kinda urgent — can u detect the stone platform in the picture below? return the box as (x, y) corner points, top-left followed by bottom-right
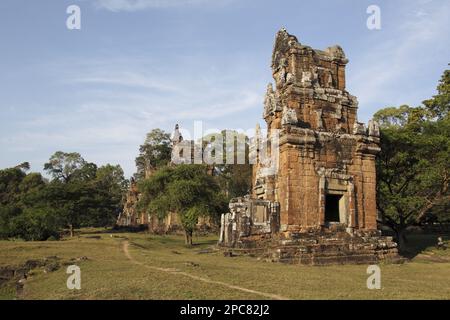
(220, 228), (400, 265)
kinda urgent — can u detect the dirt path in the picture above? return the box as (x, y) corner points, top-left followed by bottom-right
(122, 240), (289, 300)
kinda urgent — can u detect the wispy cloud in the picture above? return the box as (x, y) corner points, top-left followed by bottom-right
(347, 0), (450, 120)
(3, 0), (447, 177)
(2, 56), (263, 176)
(72, 72), (181, 93)
(68, 62), (262, 120)
(94, 0), (232, 11)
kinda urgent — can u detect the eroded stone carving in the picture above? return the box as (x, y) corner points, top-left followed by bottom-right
(263, 83), (281, 118)
(316, 109), (324, 129)
(301, 71), (312, 86)
(353, 122), (366, 135)
(286, 72), (295, 85)
(281, 106), (298, 125)
(368, 119), (380, 137)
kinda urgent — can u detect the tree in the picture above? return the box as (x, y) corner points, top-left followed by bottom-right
(15, 162), (30, 172)
(43, 152), (128, 236)
(375, 69), (450, 251)
(11, 206), (61, 241)
(44, 164), (128, 235)
(219, 164), (252, 199)
(43, 152), (89, 236)
(138, 165), (227, 246)
(0, 167), (27, 205)
(202, 130), (252, 199)
(84, 164), (128, 227)
(0, 167), (61, 241)
(422, 69), (449, 120)
(135, 129), (172, 180)
(0, 155), (128, 240)
(96, 164), (128, 192)
(44, 152), (87, 183)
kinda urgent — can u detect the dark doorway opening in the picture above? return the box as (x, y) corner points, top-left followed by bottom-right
(325, 194), (342, 222)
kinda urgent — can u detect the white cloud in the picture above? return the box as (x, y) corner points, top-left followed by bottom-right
(94, 0), (232, 11)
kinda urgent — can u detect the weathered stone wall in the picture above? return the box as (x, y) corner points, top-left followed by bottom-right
(274, 128), (380, 231)
(219, 197), (280, 248)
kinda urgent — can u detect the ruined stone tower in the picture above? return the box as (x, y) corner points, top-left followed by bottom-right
(117, 124), (213, 233)
(219, 29), (399, 264)
(258, 28), (381, 232)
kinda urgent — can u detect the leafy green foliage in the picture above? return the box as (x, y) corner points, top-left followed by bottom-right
(202, 130), (252, 199)
(375, 69), (450, 250)
(0, 153), (128, 240)
(0, 167), (60, 240)
(44, 151), (87, 183)
(135, 129), (172, 180)
(423, 69), (450, 120)
(219, 164), (252, 199)
(138, 164), (227, 245)
(43, 156), (128, 233)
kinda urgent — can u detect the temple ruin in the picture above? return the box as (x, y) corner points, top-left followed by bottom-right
(218, 29), (399, 265)
(116, 124), (212, 233)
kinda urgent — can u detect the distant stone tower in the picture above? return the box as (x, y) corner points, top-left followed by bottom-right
(117, 124), (185, 230)
(219, 29), (399, 264)
(171, 124), (183, 146)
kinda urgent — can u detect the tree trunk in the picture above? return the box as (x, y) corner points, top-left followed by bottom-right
(185, 230), (193, 247)
(396, 228), (408, 252)
(69, 224), (74, 238)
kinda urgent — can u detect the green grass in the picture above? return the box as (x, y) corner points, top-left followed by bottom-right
(0, 229), (449, 300)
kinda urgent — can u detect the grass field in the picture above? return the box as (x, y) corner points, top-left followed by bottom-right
(0, 229), (449, 300)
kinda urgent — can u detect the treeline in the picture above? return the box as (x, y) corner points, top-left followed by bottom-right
(0, 128), (252, 244)
(0, 152), (127, 240)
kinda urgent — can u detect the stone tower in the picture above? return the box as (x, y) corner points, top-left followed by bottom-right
(219, 29), (399, 264)
(257, 28), (380, 232)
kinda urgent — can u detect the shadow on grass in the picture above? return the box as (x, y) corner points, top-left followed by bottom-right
(130, 233), (218, 249)
(70, 226), (148, 236)
(400, 233), (449, 259)
(154, 238), (217, 248)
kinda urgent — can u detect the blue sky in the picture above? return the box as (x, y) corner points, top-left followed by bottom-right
(0, 0), (449, 177)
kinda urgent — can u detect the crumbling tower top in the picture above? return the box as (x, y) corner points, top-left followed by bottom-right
(264, 28), (359, 134)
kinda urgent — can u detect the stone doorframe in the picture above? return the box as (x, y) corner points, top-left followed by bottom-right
(318, 168), (356, 231)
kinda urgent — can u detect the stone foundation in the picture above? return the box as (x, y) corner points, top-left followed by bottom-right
(218, 197), (399, 265)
